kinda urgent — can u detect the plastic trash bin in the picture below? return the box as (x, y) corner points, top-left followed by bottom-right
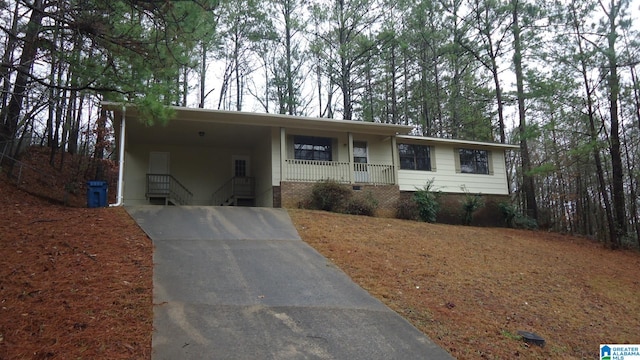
(87, 181), (108, 208)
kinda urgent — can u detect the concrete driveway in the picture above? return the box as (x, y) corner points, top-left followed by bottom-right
(127, 206), (454, 360)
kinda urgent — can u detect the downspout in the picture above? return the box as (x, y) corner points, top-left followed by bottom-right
(109, 105), (126, 207)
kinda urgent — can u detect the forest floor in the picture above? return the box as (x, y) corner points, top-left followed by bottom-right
(1, 147), (639, 359)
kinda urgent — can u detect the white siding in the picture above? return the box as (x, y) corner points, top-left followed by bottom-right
(352, 134), (394, 165)
(398, 144), (509, 195)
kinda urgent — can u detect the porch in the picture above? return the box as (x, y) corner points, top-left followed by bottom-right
(283, 160), (396, 185)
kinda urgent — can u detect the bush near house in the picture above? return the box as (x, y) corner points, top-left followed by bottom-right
(460, 186), (484, 226)
(309, 180), (378, 216)
(395, 199), (420, 221)
(499, 202), (538, 229)
(412, 181), (440, 223)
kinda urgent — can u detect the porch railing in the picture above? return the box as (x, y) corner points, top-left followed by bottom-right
(284, 159), (395, 185)
(146, 173), (193, 205)
(211, 176), (255, 206)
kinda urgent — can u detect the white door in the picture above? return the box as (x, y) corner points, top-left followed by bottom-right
(148, 152), (170, 194)
(232, 155), (250, 177)
(149, 151), (170, 174)
(353, 142), (369, 183)
(232, 155), (252, 196)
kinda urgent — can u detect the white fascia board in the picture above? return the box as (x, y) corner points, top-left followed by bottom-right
(101, 102), (413, 136)
(396, 135), (520, 150)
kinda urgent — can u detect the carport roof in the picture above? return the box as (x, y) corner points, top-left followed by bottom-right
(102, 102), (414, 136)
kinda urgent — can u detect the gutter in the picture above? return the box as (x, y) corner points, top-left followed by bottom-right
(109, 105), (126, 207)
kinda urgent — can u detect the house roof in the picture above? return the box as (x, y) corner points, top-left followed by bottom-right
(397, 135), (520, 150)
(102, 102), (414, 136)
(102, 103), (518, 149)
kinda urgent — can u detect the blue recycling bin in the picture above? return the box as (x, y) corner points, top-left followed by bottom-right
(87, 181), (108, 208)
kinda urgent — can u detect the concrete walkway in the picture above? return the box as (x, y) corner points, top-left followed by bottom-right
(127, 206), (454, 360)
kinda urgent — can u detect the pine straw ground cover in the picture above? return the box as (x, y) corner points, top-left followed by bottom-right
(2, 161), (639, 360)
(289, 209), (640, 360)
(0, 177), (152, 359)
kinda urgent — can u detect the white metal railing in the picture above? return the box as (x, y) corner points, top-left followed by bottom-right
(284, 159), (395, 185)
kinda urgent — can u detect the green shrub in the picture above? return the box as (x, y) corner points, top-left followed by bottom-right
(310, 180), (352, 212)
(413, 180), (440, 223)
(461, 186), (484, 225)
(498, 202), (538, 230)
(396, 199), (419, 220)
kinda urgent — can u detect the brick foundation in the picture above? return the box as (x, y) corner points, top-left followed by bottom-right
(399, 191), (510, 227)
(278, 182), (400, 218)
(278, 181), (509, 226)
(272, 186), (281, 208)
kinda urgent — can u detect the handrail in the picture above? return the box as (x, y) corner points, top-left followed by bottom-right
(146, 173), (193, 205)
(211, 176), (235, 205)
(211, 176), (255, 206)
(284, 159), (395, 185)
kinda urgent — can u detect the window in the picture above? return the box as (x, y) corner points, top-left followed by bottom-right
(398, 144), (432, 171)
(294, 136), (332, 161)
(234, 159), (247, 177)
(353, 141), (367, 164)
(458, 148), (490, 174)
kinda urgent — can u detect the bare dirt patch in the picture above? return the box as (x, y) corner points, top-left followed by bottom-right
(289, 209), (640, 360)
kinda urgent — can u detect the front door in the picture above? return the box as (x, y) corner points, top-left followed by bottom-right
(232, 155), (252, 197)
(148, 152), (170, 195)
(232, 155), (250, 178)
(149, 151), (170, 174)
(353, 141), (369, 183)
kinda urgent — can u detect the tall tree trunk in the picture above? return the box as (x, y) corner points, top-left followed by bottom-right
(571, 1), (617, 245)
(68, 94), (84, 155)
(284, 0), (295, 115)
(0, 0), (45, 144)
(94, 108), (107, 180)
(199, 42), (208, 109)
(0, 1), (21, 126)
(491, 56), (506, 144)
(604, 0), (626, 248)
(511, 0), (538, 220)
(621, 122), (640, 245)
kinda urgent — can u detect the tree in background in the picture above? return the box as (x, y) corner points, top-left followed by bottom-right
(510, 0), (539, 221)
(216, 0), (271, 111)
(0, 0), (218, 155)
(310, 0), (381, 120)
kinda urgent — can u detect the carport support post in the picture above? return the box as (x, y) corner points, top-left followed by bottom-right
(280, 127), (286, 182)
(348, 132), (354, 184)
(391, 136), (398, 185)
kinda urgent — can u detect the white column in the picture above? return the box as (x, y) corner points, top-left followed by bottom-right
(348, 132), (354, 184)
(391, 136), (398, 185)
(280, 127), (286, 182)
